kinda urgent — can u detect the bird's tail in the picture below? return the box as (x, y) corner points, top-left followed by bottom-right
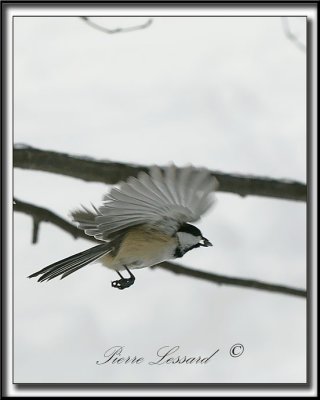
(28, 243), (111, 282)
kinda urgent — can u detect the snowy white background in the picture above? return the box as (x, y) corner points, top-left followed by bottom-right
(13, 16), (306, 383)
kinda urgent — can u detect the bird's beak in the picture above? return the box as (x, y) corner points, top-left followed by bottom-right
(200, 237), (213, 247)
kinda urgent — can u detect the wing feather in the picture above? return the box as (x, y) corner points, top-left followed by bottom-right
(72, 164), (218, 240)
(138, 171), (176, 205)
(126, 176), (167, 207)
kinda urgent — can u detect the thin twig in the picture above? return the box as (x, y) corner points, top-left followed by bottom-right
(13, 145), (307, 202)
(14, 197), (306, 298)
(32, 218), (40, 244)
(14, 198), (84, 241)
(80, 16), (153, 35)
(281, 17), (306, 52)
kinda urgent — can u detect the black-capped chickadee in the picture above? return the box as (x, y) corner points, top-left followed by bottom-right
(28, 165), (218, 290)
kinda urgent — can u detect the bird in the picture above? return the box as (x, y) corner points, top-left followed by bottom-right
(28, 165), (218, 290)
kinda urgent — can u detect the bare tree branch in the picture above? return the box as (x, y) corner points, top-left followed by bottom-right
(14, 198), (85, 243)
(151, 262), (306, 298)
(14, 197), (306, 298)
(80, 16), (153, 35)
(13, 145), (307, 202)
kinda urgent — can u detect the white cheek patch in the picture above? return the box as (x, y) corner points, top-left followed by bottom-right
(178, 232), (200, 249)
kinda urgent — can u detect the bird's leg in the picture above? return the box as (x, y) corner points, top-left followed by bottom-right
(111, 266), (135, 290)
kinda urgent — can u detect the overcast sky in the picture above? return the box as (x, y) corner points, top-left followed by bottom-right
(13, 16), (306, 384)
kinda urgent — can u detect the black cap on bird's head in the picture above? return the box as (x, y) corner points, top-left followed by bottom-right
(178, 223), (213, 247)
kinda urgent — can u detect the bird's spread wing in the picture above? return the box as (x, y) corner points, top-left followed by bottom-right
(71, 165), (218, 241)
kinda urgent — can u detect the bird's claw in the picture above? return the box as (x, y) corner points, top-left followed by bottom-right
(111, 276), (135, 290)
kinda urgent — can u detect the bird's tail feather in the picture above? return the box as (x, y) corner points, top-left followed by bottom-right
(28, 243), (110, 282)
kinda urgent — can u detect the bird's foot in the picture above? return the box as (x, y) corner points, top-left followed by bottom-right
(111, 267), (135, 290)
(111, 276), (135, 290)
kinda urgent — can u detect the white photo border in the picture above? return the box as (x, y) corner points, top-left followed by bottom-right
(2, 1), (317, 397)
